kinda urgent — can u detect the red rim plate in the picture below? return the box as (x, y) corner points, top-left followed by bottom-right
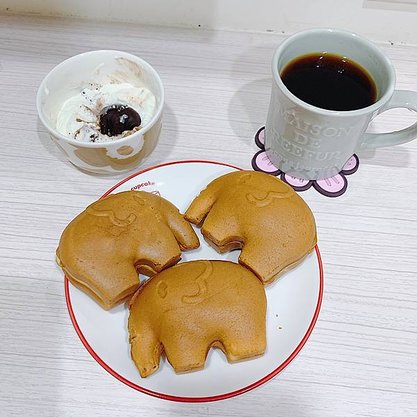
(64, 160), (324, 403)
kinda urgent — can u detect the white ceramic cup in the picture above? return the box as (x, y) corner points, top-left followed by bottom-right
(265, 28), (417, 180)
(37, 50), (164, 175)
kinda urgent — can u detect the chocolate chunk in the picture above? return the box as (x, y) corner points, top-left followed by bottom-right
(99, 105), (141, 137)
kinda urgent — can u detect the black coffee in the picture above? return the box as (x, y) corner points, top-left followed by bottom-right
(281, 53), (377, 111)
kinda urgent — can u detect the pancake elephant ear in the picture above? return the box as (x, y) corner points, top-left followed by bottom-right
(128, 260), (266, 377)
(185, 171), (317, 284)
(56, 191), (199, 310)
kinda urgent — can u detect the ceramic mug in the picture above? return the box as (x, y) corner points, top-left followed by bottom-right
(265, 28), (417, 180)
(37, 50), (164, 175)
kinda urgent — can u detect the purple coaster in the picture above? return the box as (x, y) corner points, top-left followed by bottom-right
(251, 127), (359, 198)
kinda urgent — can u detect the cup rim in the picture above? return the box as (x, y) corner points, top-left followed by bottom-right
(272, 28), (396, 117)
(36, 50), (165, 148)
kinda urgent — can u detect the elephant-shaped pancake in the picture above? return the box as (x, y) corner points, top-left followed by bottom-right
(57, 191), (199, 310)
(185, 171), (317, 284)
(128, 260), (266, 377)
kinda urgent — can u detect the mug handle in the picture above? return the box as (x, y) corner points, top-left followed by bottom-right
(360, 90), (417, 149)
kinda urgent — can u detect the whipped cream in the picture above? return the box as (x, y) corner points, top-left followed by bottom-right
(56, 82), (156, 142)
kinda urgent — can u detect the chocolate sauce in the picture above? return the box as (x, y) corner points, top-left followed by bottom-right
(99, 105), (141, 137)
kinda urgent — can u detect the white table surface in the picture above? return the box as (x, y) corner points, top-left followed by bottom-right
(1, 14), (417, 417)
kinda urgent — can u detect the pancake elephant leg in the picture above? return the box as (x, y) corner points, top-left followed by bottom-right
(220, 327), (266, 362)
(238, 241), (273, 283)
(161, 332), (208, 373)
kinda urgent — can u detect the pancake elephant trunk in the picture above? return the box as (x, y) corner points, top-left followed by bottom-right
(129, 317), (161, 378)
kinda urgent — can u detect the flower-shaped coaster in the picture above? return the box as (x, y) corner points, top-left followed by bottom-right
(251, 127), (359, 197)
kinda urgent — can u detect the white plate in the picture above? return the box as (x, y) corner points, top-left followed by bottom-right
(65, 160), (323, 402)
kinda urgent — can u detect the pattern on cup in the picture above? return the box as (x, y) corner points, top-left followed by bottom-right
(251, 127), (359, 198)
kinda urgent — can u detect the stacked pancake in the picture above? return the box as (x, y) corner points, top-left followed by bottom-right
(185, 171), (317, 284)
(56, 190), (199, 310)
(56, 171), (316, 376)
(128, 260), (267, 377)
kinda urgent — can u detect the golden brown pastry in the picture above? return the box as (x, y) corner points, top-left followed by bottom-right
(57, 191), (199, 310)
(185, 171), (316, 284)
(128, 260), (267, 377)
